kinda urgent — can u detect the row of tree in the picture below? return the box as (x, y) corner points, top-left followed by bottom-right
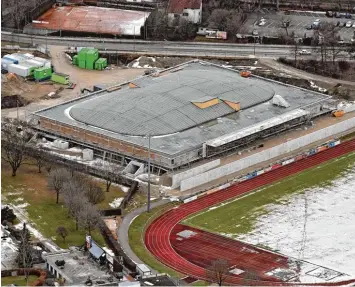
(48, 168), (103, 234)
(1, 118), (122, 197)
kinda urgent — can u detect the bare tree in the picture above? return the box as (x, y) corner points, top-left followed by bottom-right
(56, 226), (69, 243)
(78, 203), (102, 235)
(1, 118), (33, 176)
(84, 180), (105, 205)
(100, 161), (121, 192)
(206, 259), (229, 286)
(48, 168), (72, 204)
(208, 9), (230, 30)
(226, 10), (245, 40)
(280, 17), (291, 36)
(16, 223), (33, 285)
(63, 179), (86, 230)
(32, 146), (47, 173)
(243, 269), (260, 286)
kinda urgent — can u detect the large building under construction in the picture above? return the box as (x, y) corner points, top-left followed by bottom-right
(33, 60), (332, 175)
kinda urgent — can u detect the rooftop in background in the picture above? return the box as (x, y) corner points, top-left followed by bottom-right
(168, 0), (202, 13)
(35, 60), (329, 157)
(31, 6), (150, 36)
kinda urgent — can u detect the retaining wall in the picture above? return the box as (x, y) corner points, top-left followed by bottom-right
(170, 159), (220, 188)
(180, 117), (355, 191)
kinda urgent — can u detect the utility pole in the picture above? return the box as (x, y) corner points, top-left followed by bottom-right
(253, 36), (256, 55)
(147, 134), (151, 212)
(134, 26), (136, 52)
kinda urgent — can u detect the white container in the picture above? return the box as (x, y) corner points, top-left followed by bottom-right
(24, 59), (43, 68)
(10, 53), (31, 63)
(32, 57), (51, 68)
(7, 64), (31, 77)
(23, 53), (34, 59)
(83, 149), (94, 161)
(1, 58), (13, 70)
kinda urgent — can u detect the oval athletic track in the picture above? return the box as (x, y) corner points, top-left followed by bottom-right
(144, 139), (355, 286)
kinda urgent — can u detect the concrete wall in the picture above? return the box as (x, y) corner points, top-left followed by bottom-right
(170, 159), (221, 188)
(180, 117), (355, 191)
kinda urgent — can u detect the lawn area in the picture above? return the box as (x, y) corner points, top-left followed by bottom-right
(1, 160), (125, 248)
(128, 202), (182, 277)
(1, 275), (38, 286)
(184, 152), (355, 237)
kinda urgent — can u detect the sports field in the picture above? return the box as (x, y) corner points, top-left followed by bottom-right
(184, 152), (355, 237)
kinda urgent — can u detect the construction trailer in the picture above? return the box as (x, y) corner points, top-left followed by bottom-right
(34, 67), (52, 81)
(51, 72), (69, 85)
(7, 64), (32, 77)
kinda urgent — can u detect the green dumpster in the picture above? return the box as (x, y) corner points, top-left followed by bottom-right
(51, 72), (69, 85)
(72, 55), (78, 66)
(34, 67), (52, 81)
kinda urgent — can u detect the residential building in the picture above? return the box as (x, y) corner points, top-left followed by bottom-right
(167, 0), (202, 24)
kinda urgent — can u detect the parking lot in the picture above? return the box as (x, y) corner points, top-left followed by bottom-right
(245, 10), (355, 41)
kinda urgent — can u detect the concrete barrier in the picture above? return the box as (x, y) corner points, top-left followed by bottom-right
(180, 117), (355, 191)
(171, 159), (220, 188)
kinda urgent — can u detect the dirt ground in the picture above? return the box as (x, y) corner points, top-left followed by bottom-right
(1, 46), (144, 119)
(1, 75), (59, 105)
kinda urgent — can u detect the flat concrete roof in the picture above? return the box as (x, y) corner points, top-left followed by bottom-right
(35, 61), (330, 157)
(70, 63), (275, 136)
(32, 6), (149, 36)
(45, 250), (115, 285)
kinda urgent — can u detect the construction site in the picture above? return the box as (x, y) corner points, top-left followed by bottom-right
(31, 59), (355, 191)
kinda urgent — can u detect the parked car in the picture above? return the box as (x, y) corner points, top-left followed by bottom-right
(352, 22), (355, 27)
(345, 13), (352, 19)
(259, 20), (266, 26)
(298, 49), (311, 55)
(346, 21), (352, 27)
(326, 11), (334, 17)
(252, 30), (258, 36)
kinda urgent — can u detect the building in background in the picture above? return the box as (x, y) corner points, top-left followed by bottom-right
(168, 0), (202, 24)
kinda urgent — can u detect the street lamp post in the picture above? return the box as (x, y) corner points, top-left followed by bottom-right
(147, 134), (151, 213)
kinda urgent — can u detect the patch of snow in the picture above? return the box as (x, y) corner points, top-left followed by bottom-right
(109, 198), (124, 208)
(6, 192), (23, 196)
(238, 166), (355, 278)
(14, 197), (24, 202)
(230, 268), (245, 275)
(16, 203), (29, 208)
(309, 80), (327, 93)
(118, 184), (130, 193)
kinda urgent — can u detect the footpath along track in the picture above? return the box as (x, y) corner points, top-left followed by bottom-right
(144, 139), (355, 286)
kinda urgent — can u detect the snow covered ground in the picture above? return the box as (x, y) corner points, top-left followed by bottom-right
(238, 165), (355, 280)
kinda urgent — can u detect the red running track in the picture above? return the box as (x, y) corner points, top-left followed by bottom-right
(145, 139), (355, 286)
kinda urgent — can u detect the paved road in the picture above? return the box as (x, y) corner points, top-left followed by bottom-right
(2, 32), (303, 58)
(117, 199), (169, 272)
(260, 58), (355, 86)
